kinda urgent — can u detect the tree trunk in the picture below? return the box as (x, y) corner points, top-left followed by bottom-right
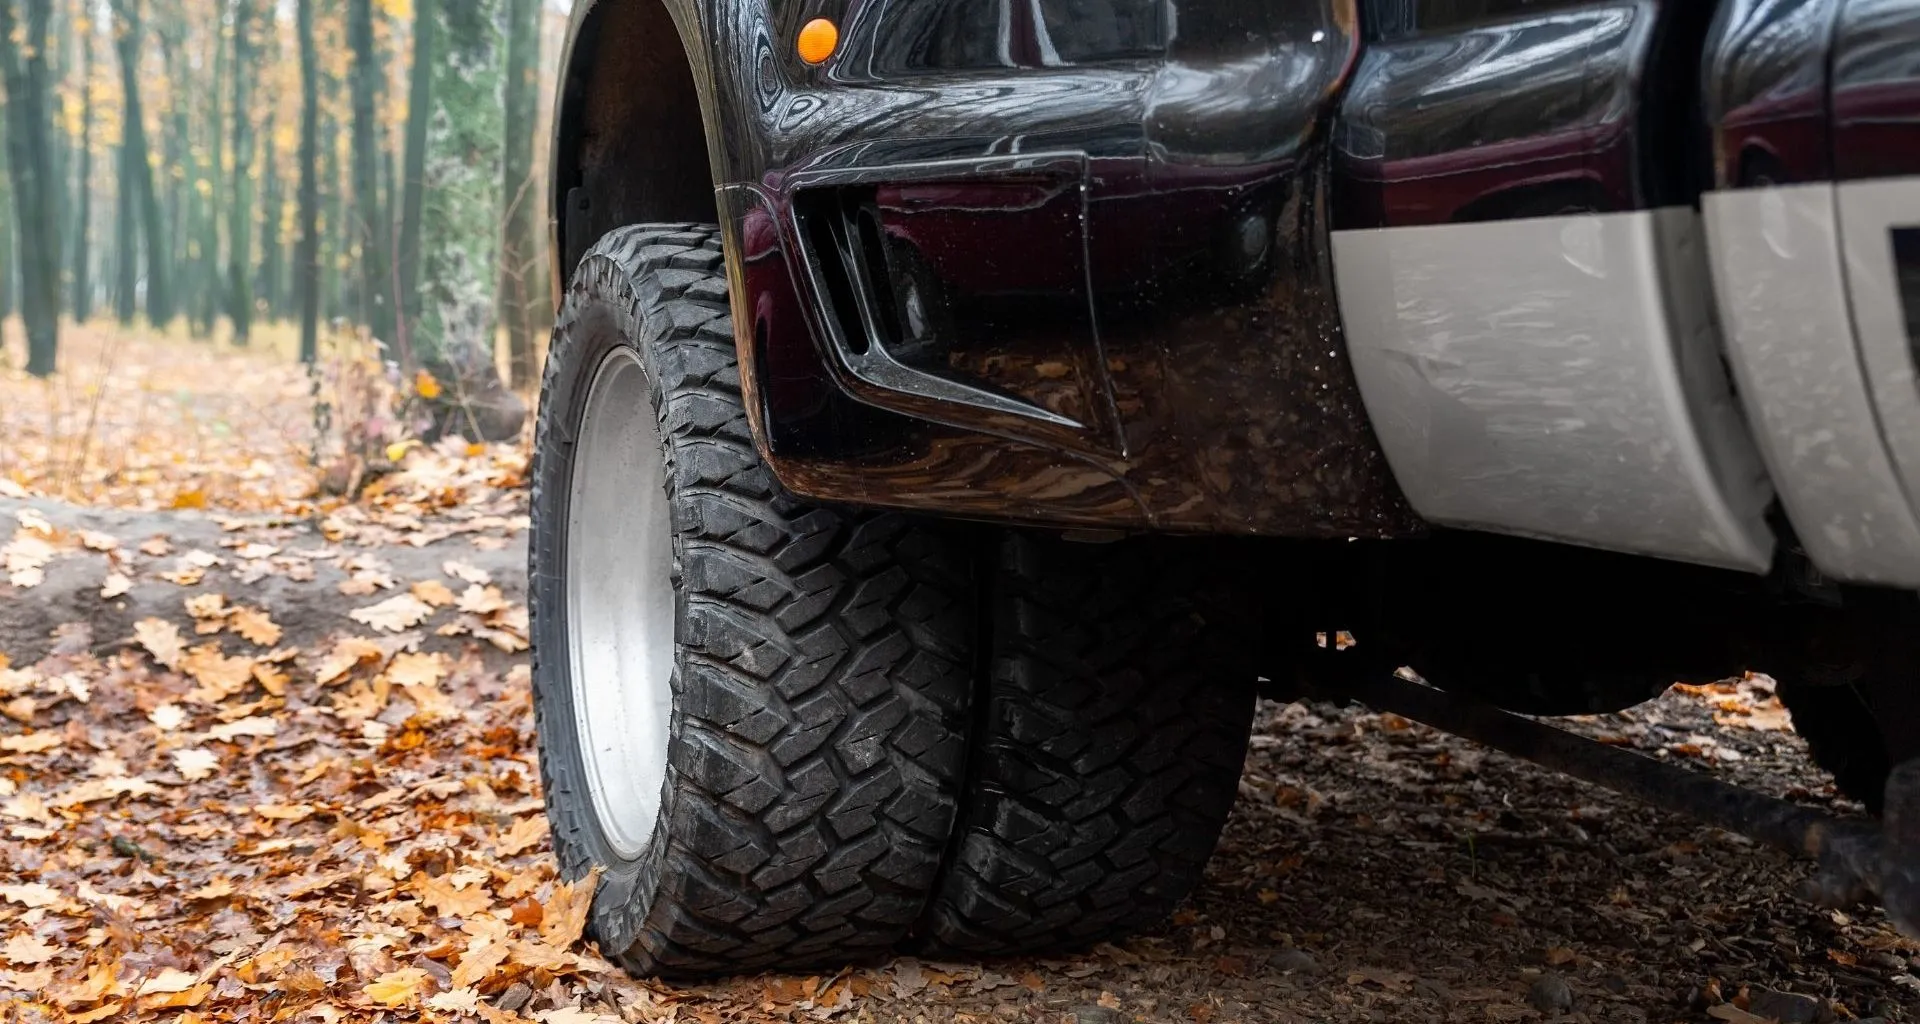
(321, 67), (344, 323)
(0, 112), (14, 326)
(71, 12), (91, 323)
(297, 0), (319, 363)
(114, 142), (133, 324)
(227, 0), (254, 345)
(200, 2), (227, 335)
(347, 0), (393, 350)
(258, 110), (280, 320)
(0, 0), (64, 376)
(395, 3), (429, 355)
(499, 0), (540, 388)
(418, 0), (523, 441)
(113, 0), (171, 327)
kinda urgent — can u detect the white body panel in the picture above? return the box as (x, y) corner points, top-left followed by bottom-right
(1333, 208), (1776, 572)
(1705, 183), (1920, 586)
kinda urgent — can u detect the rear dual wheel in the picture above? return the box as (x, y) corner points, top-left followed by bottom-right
(531, 224), (1256, 976)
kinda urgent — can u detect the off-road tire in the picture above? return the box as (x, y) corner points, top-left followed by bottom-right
(1774, 596), (1920, 816)
(531, 224), (976, 976)
(920, 533), (1257, 956)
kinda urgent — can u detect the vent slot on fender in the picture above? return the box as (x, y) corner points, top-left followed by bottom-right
(791, 175), (1118, 448)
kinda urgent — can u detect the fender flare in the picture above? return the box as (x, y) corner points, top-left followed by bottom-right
(548, 0), (726, 302)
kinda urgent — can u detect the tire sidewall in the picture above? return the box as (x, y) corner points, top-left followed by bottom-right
(531, 254), (679, 955)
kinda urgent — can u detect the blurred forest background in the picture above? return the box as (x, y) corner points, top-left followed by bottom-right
(0, 0), (568, 437)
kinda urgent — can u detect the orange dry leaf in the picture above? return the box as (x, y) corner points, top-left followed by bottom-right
(410, 579), (457, 607)
(416, 873), (493, 919)
(228, 607), (283, 647)
(182, 646), (258, 703)
(314, 636), (387, 685)
(450, 940), (510, 989)
(67, 1001), (125, 1023)
(539, 868), (601, 949)
(495, 816), (549, 858)
(386, 651), (448, 689)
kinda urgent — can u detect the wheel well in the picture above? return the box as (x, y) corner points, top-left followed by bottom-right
(552, 0), (719, 290)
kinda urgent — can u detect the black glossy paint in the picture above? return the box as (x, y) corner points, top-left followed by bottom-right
(1701, 0), (1920, 188)
(585, 0), (1422, 537)
(549, 0), (1920, 536)
(1702, 0), (1841, 188)
(1335, 0), (1716, 229)
(1831, 0), (1920, 181)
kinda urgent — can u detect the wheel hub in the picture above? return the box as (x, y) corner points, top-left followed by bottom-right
(565, 346), (676, 859)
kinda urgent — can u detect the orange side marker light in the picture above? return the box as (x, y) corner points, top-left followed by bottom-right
(798, 17), (838, 65)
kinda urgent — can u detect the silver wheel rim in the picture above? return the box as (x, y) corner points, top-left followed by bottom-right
(566, 346), (676, 860)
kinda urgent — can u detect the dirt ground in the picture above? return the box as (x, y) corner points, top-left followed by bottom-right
(0, 329), (1915, 1023)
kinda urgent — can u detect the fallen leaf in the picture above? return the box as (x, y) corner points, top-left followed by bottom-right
(443, 560), (492, 585)
(363, 967), (431, 1007)
(350, 593), (435, 633)
(0, 732), (60, 754)
(427, 987), (484, 1014)
(411, 579), (456, 607)
(209, 716), (277, 742)
(229, 607), (283, 646)
(417, 872), (493, 919)
(135, 967), (199, 996)
(173, 748), (220, 780)
(539, 869), (600, 949)
(1, 933), (58, 965)
(314, 636), (386, 685)
(385, 651), (447, 689)
(99, 572), (132, 600)
(0, 883), (60, 908)
(450, 940), (510, 989)
(134, 618), (186, 671)
(495, 816), (549, 857)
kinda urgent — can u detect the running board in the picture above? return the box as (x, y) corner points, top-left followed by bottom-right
(1283, 669), (1918, 939)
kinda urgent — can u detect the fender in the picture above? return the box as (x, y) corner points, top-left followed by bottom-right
(550, 0), (1423, 538)
(549, 0), (720, 300)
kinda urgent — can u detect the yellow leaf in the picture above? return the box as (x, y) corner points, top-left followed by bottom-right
(414, 369), (442, 400)
(363, 967), (430, 1007)
(170, 490), (207, 510)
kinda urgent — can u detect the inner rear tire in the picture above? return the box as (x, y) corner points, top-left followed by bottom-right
(920, 533), (1257, 956)
(531, 224), (977, 977)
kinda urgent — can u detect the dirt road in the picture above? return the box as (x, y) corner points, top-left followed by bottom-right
(2, 486), (1914, 1023)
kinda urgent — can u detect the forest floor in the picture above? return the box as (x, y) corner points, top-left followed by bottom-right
(0, 325), (1915, 1024)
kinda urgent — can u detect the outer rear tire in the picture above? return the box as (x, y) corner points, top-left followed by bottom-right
(531, 225), (977, 976)
(920, 533), (1257, 956)
(1774, 595), (1920, 816)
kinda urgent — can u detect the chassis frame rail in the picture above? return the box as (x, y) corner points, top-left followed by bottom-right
(1297, 671), (1918, 938)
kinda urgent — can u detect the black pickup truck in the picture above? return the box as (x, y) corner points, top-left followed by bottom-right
(528, 0), (1920, 977)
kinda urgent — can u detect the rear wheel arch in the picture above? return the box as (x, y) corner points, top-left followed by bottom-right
(551, 0), (723, 295)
